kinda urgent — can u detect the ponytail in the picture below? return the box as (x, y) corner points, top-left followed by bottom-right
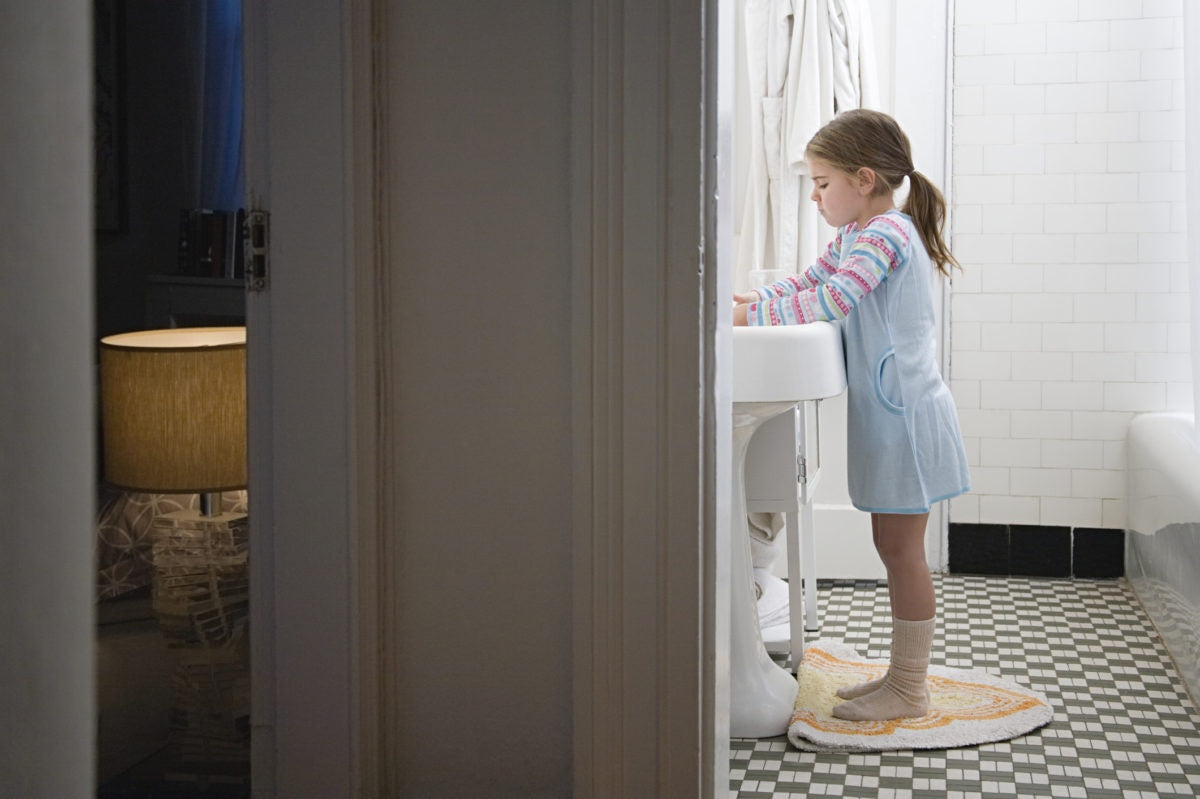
(903, 170), (960, 277)
(806, 109), (962, 277)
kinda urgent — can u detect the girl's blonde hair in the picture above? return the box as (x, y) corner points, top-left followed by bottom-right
(805, 109), (960, 276)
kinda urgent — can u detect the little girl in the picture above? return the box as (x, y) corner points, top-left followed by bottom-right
(733, 109), (970, 722)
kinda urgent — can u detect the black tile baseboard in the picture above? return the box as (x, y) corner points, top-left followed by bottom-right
(949, 523), (1124, 579)
(1071, 527), (1126, 578)
(1011, 524), (1072, 578)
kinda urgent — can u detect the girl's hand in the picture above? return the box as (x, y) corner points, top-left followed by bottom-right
(732, 291), (757, 326)
(732, 302), (749, 326)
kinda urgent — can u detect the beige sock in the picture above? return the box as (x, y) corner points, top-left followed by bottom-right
(836, 673), (887, 700)
(836, 582), (897, 700)
(833, 616), (934, 722)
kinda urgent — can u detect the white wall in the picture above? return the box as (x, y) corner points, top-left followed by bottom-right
(1188, 0), (1200, 431)
(949, 0), (1192, 530)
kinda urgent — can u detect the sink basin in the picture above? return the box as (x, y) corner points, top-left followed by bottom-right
(732, 323), (847, 402)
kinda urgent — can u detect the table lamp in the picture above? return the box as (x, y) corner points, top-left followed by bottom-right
(99, 326), (246, 513)
(98, 326), (250, 770)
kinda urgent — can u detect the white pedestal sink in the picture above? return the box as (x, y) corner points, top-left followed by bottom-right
(729, 322), (847, 738)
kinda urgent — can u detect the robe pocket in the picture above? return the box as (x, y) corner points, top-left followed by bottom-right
(873, 348), (905, 415)
(760, 96), (783, 179)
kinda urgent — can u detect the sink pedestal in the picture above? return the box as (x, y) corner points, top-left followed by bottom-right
(730, 400), (801, 738)
(729, 322), (848, 738)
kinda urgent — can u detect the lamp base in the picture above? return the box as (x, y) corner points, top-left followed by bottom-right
(150, 510), (250, 768)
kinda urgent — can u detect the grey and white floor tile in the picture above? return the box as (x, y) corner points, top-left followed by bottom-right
(730, 575), (1200, 798)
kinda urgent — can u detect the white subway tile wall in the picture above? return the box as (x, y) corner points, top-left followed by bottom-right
(949, 0), (1191, 529)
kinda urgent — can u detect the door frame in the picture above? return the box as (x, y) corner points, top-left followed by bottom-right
(570, 0), (729, 794)
(243, 1), (372, 794)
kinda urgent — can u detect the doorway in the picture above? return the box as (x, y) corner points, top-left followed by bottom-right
(94, 1), (249, 791)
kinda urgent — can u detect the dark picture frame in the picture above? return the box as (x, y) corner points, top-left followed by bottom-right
(94, 0), (126, 233)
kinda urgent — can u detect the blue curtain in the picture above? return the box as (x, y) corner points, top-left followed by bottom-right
(196, 0), (243, 211)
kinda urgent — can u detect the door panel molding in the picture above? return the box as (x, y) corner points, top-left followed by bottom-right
(571, 0), (722, 795)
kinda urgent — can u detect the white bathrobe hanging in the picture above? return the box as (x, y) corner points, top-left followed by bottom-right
(735, 0), (879, 293)
(825, 0), (880, 117)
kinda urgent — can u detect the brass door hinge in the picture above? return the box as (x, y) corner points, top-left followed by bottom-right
(244, 210), (269, 292)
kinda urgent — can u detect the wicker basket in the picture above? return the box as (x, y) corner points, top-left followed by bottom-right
(150, 512), (251, 766)
(151, 515), (249, 647)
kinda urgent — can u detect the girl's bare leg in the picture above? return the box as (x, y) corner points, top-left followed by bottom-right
(833, 512), (934, 721)
(836, 518), (894, 699)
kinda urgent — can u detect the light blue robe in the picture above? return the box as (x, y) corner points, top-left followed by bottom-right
(839, 212), (971, 513)
(749, 210), (971, 513)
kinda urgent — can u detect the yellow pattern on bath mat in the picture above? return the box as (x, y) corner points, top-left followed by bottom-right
(791, 643), (1050, 740)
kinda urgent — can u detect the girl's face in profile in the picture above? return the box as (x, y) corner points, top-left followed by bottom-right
(807, 157), (868, 228)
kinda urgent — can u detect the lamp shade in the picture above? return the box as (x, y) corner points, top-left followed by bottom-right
(100, 327), (246, 493)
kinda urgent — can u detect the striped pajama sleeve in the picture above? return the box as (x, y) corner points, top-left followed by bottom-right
(747, 216), (906, 326)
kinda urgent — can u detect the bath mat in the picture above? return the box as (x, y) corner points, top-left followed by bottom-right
(788, 641), (1053, 752)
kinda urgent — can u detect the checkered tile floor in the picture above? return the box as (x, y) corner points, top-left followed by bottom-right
(730, 576), (1200, 798)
